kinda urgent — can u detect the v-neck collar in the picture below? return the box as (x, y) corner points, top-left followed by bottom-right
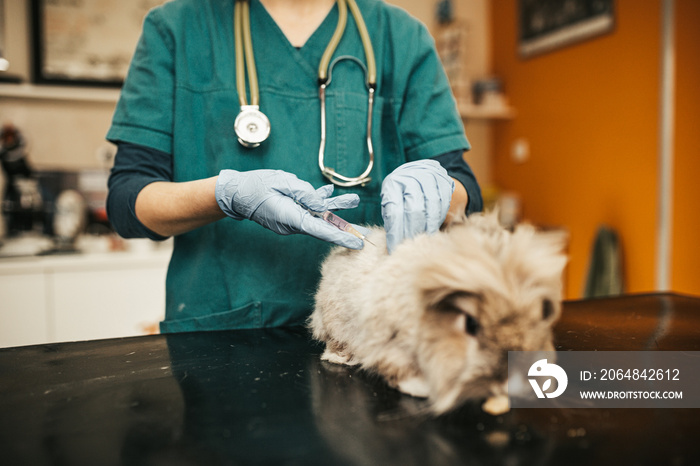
(251, 0), (340, 81)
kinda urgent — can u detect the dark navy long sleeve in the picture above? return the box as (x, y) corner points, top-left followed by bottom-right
(106, 142), (171, 241)
(432, 150), (483, 215)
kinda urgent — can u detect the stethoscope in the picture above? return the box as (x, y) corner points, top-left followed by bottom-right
(233, 0), (377, 187)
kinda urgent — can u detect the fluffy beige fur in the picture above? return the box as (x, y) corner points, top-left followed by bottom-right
(310, 211), (567, 415)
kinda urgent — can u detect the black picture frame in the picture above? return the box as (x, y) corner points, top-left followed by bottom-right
(30, 0), (159, 87)
(518, 0), (615, 58)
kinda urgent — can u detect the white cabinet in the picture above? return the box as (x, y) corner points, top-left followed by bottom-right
(0, 249), (170, 348)
(50, 256), (168, 343)
(0, 268), (49, 347)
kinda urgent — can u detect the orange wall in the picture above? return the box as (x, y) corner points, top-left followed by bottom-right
(490, 0), (700, 299)
(491, 1), (667, 299)
(672, 0), (700, 295)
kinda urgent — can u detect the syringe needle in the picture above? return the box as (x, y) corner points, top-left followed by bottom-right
(351, 227), (376, 246)
(321, 211), (375, 247)
(306, 207), (376, 247)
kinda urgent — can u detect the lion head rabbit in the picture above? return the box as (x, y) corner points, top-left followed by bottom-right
(310, 211), (568, 415)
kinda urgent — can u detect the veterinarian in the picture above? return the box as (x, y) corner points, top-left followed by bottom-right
(106, 0), (483, 332)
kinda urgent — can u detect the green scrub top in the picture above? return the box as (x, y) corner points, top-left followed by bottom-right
(107, 0), (470, 332)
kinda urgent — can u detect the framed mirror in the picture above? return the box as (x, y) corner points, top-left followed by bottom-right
(518, 0), (615, 58)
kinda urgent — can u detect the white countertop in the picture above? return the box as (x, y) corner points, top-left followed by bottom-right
(0, 237), (173, 275)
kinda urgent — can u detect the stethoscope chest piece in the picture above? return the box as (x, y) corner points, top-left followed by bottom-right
(234, 105), (270, 148)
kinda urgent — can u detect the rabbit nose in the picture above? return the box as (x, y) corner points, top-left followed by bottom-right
(488, 380), (509, 397)
(494, 353), (510, 382)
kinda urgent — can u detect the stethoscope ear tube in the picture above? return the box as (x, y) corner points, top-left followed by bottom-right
(318, 0), (376, 87)
(318, 0), (347, 84)
(346, 0), (376, 86)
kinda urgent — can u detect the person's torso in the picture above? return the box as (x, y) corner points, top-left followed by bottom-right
(135, 0), (464, 331)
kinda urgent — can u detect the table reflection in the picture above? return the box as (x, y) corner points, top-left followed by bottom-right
(1, 294), (698, 465)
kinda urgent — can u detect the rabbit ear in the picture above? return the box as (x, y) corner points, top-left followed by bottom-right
(502, 224), (568, 288)
(531, 229), (569, 278)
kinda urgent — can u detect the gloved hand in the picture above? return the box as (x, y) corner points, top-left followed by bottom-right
(381, 159), (454, 253)
(216, 169), (364, 249)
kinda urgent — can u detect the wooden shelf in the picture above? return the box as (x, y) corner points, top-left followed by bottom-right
(458, 101), (516, 120)
(0, 83), (120, 103)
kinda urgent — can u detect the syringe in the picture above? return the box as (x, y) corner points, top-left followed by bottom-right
(308, 209), (375, 246)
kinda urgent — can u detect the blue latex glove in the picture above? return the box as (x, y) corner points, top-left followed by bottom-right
(216, 169), (364, 249)
(381, 159), (455, 253)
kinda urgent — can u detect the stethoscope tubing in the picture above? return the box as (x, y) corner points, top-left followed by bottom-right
(234, 0), (259, 106)
(234, 0), (377, 187)
(318, 56), (375, 186)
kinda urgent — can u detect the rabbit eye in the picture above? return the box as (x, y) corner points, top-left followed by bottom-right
(465, 315), (480, 336)
(542, 299), (555, 320)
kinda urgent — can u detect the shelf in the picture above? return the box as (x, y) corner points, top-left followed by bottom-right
(0, 83), (120, 103)
(0, 84), (513, 117)
(458, 101), (516, 120)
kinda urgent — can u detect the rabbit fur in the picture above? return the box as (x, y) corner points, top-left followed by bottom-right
(309, 211), (568, 415)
